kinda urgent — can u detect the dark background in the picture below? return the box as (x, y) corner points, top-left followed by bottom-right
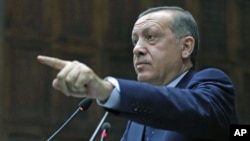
(0, 0), (249, 140)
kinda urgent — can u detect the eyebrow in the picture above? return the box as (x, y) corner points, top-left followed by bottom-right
(132, 24), (162, 37)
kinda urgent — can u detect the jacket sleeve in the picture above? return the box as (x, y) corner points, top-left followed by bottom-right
(106, 68), (238, 140)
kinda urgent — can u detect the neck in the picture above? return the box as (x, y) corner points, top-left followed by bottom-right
(160, 63), (193, 86)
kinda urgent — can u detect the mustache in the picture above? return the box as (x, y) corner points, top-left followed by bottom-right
(134, 56), (150, 65)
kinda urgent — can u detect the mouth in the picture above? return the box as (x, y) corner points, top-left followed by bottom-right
(137, 62), (147, 65)
(135, 62), (150, 68)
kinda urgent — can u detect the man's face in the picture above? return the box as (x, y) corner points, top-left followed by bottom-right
(132, 11), (184, 85)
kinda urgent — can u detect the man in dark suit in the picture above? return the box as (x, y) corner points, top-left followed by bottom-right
(38, 6), (238, 141)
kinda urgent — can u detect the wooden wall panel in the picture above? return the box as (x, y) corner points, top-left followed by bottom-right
(0, 0), (5, 138)
(5, 0), (50, 39)
(200, 0), (227, 54)
(2, 0), (127, 140)
(3, 42), (51, 141)
(56, 0), (93, 41)
(234, 0), (250, 123)
(5, 45), (50, 122)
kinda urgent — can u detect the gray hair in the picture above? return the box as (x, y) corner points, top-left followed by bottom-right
(138, 6), (199, 67)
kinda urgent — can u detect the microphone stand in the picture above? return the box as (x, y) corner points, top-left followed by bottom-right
(47, 98), (92, 141)
(89, 111), (109, 141)
(47, 108), (80, 141)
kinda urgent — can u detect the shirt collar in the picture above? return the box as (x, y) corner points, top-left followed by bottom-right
(167, 70), (189, 87)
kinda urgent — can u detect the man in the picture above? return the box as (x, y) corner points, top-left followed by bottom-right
(37, 6), (238, 141)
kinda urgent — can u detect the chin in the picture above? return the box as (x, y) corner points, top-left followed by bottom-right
(137, 74), (153, 82)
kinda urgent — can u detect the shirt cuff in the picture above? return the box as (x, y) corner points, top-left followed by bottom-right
(96, 77), (121, 109)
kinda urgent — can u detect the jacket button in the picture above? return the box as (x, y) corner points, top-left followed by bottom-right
(133, 107), (139, 112)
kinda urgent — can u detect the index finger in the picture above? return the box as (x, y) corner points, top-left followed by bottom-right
(37, 55), (68, 70)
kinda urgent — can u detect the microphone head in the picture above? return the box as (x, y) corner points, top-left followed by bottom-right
(78, 98), (92, 110)
(101, 122), (111, 131)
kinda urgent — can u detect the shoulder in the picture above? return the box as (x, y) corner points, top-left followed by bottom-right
(191, 68), (233, 84)
(195, 68), (229, 77)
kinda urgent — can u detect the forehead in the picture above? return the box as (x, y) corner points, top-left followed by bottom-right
(133, 11), (173, 30)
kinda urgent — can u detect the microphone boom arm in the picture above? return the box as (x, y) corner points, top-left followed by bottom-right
(47, 98), (92, 141)
(89, 111), (109, 141)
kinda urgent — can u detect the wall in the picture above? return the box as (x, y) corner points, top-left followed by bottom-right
(0, 0), (4, 138)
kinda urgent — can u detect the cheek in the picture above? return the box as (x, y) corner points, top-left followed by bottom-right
(133, 56), (140, 75)
(133, 55), (137, 69)
(152, 48), (180, 71)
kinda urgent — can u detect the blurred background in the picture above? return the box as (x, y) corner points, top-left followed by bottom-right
(0, 0), (249, 140)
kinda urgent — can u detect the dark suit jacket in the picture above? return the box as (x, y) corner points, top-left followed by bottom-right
(107, 68), (238, 141)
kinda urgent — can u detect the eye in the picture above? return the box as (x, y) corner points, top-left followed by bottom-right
(147, 34), (156, 41)
(132, 39), (138, 46)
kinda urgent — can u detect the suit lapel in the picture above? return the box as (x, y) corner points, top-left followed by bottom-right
(176, 69), (196, 88)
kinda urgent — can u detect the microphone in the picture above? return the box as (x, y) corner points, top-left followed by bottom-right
(89, 111), (109, 141)
(100, 122), (111, 141)
(47, 98), (93, 141)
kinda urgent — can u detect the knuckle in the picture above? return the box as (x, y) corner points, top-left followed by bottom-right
(65, 76), (73, 83)
(56, 74), (63, 79)
(72, 60), (79, 64)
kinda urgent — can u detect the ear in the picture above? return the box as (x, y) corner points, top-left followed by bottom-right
(181, 36), (195, 59)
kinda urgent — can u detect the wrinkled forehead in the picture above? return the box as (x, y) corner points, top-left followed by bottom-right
(134, 11), (173, 28)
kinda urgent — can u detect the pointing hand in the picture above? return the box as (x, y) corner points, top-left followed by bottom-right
(37, 55), (113, 101)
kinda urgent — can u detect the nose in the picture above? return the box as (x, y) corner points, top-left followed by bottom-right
(133, 39), (147, 57)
